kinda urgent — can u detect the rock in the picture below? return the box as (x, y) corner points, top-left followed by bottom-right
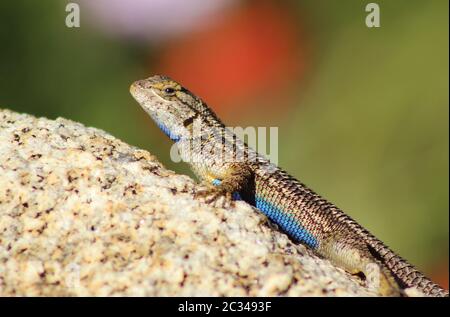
(0, 108), (375, 296)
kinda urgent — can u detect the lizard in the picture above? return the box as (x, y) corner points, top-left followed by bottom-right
(130, 75), (449, 297)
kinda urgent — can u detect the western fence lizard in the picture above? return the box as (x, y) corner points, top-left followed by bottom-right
(130, 75), (448, 297)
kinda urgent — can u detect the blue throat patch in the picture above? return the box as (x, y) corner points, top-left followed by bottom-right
(156, 121), (181, 142)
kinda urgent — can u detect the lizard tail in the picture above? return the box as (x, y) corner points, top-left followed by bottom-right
(338, 214), (449, 296)
(365, 236), (449, 297)
(325, 204), (449, 297)
(318, 234), (402, 296)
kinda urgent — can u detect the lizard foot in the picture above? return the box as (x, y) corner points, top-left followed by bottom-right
(363, 262), (402, 296)
(194, 185), (234, 208)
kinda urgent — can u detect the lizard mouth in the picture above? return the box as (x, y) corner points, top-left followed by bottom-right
(129, 81), (142, 94)
(150, 88), (171, 103)
(129, 81), (170, 105)
(129, 81), (152, 104)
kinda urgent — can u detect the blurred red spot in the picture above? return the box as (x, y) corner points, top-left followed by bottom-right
(155, 2), (308, 115)
(431, 259), (449, 291)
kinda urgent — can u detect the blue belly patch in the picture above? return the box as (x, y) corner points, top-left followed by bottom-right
(212, 179), (318, 248)
(255, 196), (319, 249)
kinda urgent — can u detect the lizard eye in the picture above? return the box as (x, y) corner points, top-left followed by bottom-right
(164, 87), (175, 94)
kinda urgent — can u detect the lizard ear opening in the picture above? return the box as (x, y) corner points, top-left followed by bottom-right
(182, 113), (198, 128)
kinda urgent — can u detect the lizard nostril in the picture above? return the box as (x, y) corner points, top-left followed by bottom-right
(134, 80), (148, 89)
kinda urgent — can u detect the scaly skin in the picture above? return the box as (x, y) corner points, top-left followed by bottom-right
(130, 75), (448, 297)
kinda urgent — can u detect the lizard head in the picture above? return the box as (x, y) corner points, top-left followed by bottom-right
(130, 75), (203, 142)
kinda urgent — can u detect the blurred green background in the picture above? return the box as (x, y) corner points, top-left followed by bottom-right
(0, 0), (448, 287)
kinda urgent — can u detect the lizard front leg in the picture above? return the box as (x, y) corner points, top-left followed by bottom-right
(193, 162), (253, 207)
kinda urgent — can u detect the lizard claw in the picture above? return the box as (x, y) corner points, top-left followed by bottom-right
(194, 186), (234, 208)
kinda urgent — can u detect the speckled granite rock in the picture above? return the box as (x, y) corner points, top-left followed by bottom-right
(0, 108), (376, 296)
